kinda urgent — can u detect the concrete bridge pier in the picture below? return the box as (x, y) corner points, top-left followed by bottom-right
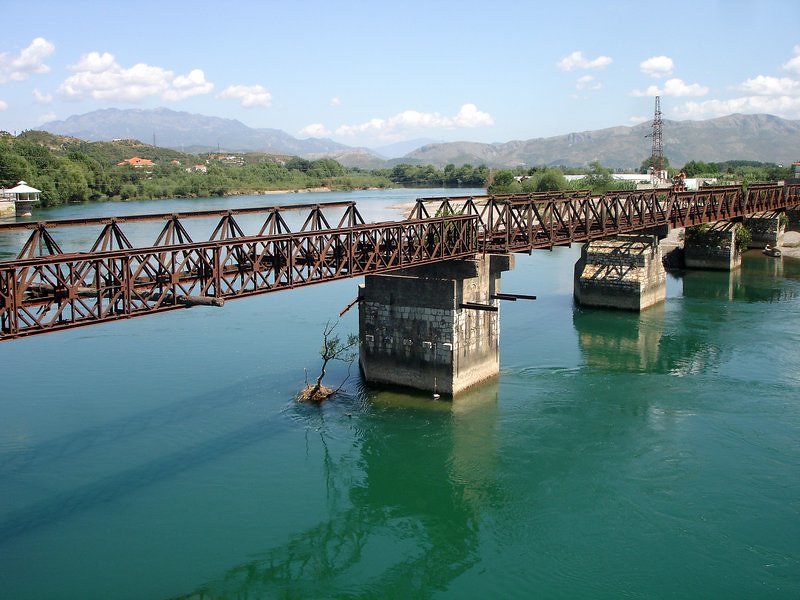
(358, 254), (513, 396)
(745, 212), (785, 249)
(684, 222), (741, 271)
(573, 235), (666, 311)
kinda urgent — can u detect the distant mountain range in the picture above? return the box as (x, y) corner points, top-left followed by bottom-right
(38, 107), (350, 156)
(406, 114), (800, 169)
(38, 108), (800, 169)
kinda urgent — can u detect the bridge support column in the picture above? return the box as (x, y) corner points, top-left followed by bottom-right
(573, 235), (665, 311)
(358, 254), (513, 396)
(745, 212), (785, 248)
(684, 222), (741, 271)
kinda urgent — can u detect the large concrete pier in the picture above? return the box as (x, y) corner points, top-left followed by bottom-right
(358, 254), (512, 396)
(683, 223), (741, 271)
(745, 212), (785, 249)
(573, 235), (666, 311)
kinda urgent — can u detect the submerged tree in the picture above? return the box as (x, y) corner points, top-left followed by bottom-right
(299, 320), (359, 402)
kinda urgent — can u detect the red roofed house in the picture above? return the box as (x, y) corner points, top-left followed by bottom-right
(117, 157), (155, 167)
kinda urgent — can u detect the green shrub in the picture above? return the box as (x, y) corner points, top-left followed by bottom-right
(734, 223), (752, 253)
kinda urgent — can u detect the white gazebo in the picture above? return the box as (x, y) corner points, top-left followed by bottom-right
(6, 181), (41, 217)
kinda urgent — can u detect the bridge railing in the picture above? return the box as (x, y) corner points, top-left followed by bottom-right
(414, 184), (795, 251)
(0, 213), (477, 340)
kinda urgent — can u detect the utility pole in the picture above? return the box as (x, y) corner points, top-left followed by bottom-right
(650, 96), (664, 185)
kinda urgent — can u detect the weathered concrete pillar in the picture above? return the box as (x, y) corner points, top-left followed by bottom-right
(683, 222), (741, 271)
(573, 235), (666, 311)
(745, 212), (785, 248)
(358, 254), (513, 396)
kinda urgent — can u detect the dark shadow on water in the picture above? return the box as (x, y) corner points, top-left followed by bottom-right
(0, 376), (269, 476)
(0, 376), (297, 541)
(0, 416), (291, 541)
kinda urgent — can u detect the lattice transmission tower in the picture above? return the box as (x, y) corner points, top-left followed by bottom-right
(650, 95), (665, 185)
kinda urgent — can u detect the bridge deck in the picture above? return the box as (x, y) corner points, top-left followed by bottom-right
(1, 184), (798, 340)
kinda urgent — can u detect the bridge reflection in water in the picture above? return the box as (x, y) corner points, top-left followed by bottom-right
(173, 386), (500, 599)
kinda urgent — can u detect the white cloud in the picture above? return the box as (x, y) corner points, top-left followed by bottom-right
(557, 51), (612, 71)
(0, 37), (55, 83)
(740, 75), (799, 96)
(163, 69), (213, 101)
(58, 52), (213, 103)
(334, 103), (494, 140)
(33, 88), (53, 104)
(73, 51), (116, 73)
(330, 96), (341, 107)
(298, 123), (331, 138)
(632, 78), (709, 97)
(388, 110), (445, 129)
(336, 117), (386, 137)
(674, 95), (800, 120)
(671, 49), (800, 121)
(37, 111), (57, 124)
(453, 103), (494, 127)
(783, 45), (800, 74)
(576, 74), (601, 91)
(217, 84), (272, 107)
(0, 100), (8, 110)
(629, 115), (649, 125)
(640, 55), (673, 78)
(662, 79), (710, 96)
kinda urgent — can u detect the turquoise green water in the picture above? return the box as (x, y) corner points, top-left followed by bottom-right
(1, 190), (799, 599)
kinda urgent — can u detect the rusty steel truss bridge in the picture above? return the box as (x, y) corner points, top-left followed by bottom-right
(1, 183), (799, 341)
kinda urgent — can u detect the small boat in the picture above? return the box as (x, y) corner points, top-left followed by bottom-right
(763, 245), (782, 258)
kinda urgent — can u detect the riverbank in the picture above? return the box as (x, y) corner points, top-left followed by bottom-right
(229, 186), (333, 196)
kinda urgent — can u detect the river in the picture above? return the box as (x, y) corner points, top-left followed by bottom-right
(1, 188), (799, 599)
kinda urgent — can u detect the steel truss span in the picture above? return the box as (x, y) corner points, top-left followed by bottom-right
(2, 185), (798, 340)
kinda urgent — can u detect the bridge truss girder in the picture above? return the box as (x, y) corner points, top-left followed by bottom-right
(0, 215), (476, 340)
(1, 184), (798, 340)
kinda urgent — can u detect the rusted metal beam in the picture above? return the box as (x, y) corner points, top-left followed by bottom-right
(492, 293), (537, 301)
(0, 200), (358, 232)
(2, 184), (799, 341)
(339, 296), (360, 317)
(0, 214), (478, 340)
(459, 302), (498, 312)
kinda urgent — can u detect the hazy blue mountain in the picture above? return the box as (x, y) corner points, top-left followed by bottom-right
(37, 107), (351, 156)
(370, 138), (443, 159)
(404, 114), (800, 169)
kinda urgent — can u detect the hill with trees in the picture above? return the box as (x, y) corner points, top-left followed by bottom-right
(0, 131), (389, 206)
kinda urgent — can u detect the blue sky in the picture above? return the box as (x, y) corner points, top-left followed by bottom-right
(1, 0), (798, 149)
